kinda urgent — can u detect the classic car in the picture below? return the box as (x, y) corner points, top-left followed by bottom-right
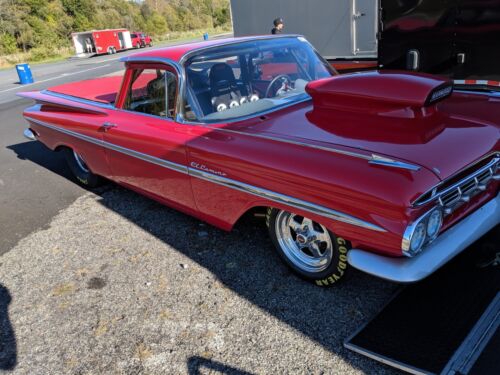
(19, 35), (500, 286)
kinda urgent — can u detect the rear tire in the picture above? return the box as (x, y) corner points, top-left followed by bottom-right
(266, 207), (351, 286)
(63, 148), (101, 188)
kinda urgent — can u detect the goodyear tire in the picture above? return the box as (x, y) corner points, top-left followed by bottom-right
(63, 148), (101, 188)
(266, 208), (351, 286)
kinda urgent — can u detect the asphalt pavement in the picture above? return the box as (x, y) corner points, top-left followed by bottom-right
(0, 187), (399, 374)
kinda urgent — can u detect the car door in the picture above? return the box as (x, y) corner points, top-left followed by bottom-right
(101, 62), (197, 212)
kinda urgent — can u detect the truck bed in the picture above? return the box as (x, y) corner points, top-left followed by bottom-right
(47, 76), (123, 104)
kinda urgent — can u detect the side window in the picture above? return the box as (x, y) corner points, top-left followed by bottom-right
(124, 68), (177, 118)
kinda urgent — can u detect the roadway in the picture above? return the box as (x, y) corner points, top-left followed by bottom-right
(0, 35), (229, 255)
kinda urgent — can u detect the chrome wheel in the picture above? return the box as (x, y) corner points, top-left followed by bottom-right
(275, 211), (334, 273)
(73, 151), (89, 173)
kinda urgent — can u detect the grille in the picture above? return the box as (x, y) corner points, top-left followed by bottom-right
(414, 154), (500, 214)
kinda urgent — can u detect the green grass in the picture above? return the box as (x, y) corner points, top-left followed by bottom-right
(155, 26), (232, 44)
(0, 26), (232, 70)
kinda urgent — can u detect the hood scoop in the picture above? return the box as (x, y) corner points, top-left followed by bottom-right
(305, 71), (453, 115)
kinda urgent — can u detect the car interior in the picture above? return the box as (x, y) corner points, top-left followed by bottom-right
(184, 40), (334, 122)
(124, 69), (177, 118)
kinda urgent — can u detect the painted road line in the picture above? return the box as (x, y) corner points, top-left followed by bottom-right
(0, 63), (112, 94)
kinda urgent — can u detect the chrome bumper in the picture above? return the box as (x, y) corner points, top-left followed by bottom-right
(347, 193), (500, 283)
(23, 128), (36, 141)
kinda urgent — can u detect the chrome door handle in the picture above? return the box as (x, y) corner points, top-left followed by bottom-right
(102, 122), (117, 131)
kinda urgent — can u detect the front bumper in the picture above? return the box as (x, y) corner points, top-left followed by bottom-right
(347, 193), (500, 283)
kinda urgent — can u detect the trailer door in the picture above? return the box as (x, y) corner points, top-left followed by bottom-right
(352, 0), (378, 56)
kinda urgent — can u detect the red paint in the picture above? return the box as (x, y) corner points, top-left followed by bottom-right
(131, 32), (152, 48)
(306, 71), (451, 109)
(329, 60), (377, 72)
(260, 63), (298, 79)
(72, 29), (130, 55)
(48, 76), (123, 103)
(19, 36), (500, 259)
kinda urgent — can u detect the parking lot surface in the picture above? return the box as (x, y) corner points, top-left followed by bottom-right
(0, 186), (399, 374)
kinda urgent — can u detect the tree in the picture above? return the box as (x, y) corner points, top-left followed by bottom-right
(0, 0), (231, 57)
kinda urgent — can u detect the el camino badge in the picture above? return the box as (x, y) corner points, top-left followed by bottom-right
(190, 162), (227, 177)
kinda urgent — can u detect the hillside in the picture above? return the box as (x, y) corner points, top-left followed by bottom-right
(0, 0), (230, 63)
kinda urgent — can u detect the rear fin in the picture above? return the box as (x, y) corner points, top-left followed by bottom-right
(17, 90), (110, 116)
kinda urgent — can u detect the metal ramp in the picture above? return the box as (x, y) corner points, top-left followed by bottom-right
(345, 227), (499, 375)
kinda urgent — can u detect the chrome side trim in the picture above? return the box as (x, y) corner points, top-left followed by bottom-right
(23, 128), (36, 141)
(188, 168), (387, 232)
(348, 193), (500, 283)
(25, 116), (386, 233)
(368, 154), (421, 171)
(190, 125), (421, 171)
(25, 117), (188, 174)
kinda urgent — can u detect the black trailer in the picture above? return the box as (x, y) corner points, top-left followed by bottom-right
(231, 0), (500, 85)
(378, 0), (500, 85)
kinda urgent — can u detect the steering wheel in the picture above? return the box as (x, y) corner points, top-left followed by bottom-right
(265, 74), (292, 98)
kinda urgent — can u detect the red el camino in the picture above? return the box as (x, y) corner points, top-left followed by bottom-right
(19, 35), (500, 286)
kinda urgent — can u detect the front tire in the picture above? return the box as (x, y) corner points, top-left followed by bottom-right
(63, 148), (101, 188)
(266, 208), (351, 286)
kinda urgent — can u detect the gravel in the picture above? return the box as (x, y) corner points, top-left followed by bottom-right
(0, 185), (400, 374)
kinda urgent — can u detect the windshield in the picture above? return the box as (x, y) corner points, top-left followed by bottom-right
(183, 37), (335, 122)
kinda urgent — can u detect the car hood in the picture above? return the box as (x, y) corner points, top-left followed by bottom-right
(227, 92), (500, 181)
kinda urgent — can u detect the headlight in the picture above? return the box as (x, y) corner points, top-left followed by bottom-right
(409, 222), (426, 255)
(426, 209), (443, 239)
(402, 207), (444, 257)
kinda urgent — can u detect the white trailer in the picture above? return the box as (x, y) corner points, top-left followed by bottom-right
(230, 0), (378, 60)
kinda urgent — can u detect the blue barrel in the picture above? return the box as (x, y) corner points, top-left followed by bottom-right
(203, 33), (209, 41)
(16, 63), (34, 84)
